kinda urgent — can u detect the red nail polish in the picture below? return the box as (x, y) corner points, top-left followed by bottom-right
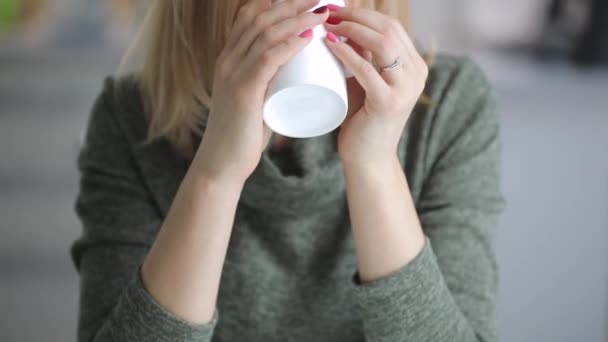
(326, 32), (339, 43)
(326, 17), (342, 25)
(327, 4), (342, 12)
(299, 29), (313, 38)
(313, 6), (328, 14)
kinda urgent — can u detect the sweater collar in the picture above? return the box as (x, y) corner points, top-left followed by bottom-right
(240, 130), (346, 217)
(132, 127), (345, 219)
(119, 75), (346, 219)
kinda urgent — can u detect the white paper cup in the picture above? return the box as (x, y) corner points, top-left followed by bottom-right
(264, 0), (348, 138)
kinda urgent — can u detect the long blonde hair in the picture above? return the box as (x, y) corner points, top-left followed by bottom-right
(133, 0), (411, 156)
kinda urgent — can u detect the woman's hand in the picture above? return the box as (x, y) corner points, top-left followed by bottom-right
(193, 0), (330, 184)
(324, 6), (428, 168)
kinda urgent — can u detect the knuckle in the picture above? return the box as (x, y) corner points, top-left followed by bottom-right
(260, 50), (276, 66)
(420, 62), (429, 78)
(349, 8), (362, 19)
(411, 79), (426, 94)
(215, 61), (231, 80)
(356, 59), (374, 75)
(261, 27), (277, 44)
(381, 21), (394, 35)
(388, 18), (401, 30)
(238, 4), (253, 20)
(378, 36), (392, 51)
(285, 5), (298, 18)
(341, 22), (354, 35)
(299, 13), (316, 27)
(413, 55), (429, 75)
(253, 16), (268, 31)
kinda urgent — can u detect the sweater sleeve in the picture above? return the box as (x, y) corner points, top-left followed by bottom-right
(71, 78), (218, 342)
(353, 59), (505, 342)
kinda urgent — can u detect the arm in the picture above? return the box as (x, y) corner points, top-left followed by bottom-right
(72, 78), (220, 342)
(141, 169), (242, 324)
(343, 60), (504, 342)
(74, 2), (330, 340)
(343, 158), (425, 284)
(141, 0), (329, 325)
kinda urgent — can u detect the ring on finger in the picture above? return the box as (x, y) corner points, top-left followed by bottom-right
(379, 56), (402, 73)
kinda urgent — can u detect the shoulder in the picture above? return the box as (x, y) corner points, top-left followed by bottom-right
(423, 54), (498, 142)
(97, 73), (143, 111)
(402, 55), (500, 191)
(410, 54), (498, 142)
(78, 73), (152, 175)
(84, 73), (148, 149)
(426, 54), (494, 107)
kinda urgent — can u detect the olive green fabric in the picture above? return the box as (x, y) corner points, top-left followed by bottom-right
(72, 55), (504, 342)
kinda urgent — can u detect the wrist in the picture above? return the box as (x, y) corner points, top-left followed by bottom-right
(342, 155), (401, 178)
(189, 152), (251, 189)
(184, 168), (246, 198)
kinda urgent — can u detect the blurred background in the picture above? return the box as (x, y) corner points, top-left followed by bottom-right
(0, 0), (606, 341)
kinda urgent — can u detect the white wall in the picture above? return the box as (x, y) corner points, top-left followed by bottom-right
(410, 0), (549, 49)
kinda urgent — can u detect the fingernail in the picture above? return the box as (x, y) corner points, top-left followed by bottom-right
(313, 6), (328, 14)
(299, 29), (313, 38)
(327, 4), (342, 12)
(326, 16), (342, 25)
(326, 32), (339, 43)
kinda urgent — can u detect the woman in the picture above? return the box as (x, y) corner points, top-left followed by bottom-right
(71, 0), (504, 341)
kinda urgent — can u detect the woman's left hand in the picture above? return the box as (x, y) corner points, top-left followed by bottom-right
(323, 6), (428, 167)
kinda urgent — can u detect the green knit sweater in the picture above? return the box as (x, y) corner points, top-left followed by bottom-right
(71, 55), (504, 342)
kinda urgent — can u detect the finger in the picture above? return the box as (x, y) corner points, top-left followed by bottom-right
(249, 10), (329, 61)
(329, 6), (412, 51)
(225, 0), (270, 51)
(345, 39), (372, 62)
(324, 21), (398, 70)
(344, 36), (372, 79)
(324, 33), (389, 103)
(257, 0), (322, 29)
(233, 0), (321, 57)
(325, 21), (383, 54)
(397, 31), (428, 78)
(328, 6), (389, 34)
(248, 32), (314, 85)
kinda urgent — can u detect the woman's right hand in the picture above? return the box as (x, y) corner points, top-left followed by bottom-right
(193, 0), (329, 185)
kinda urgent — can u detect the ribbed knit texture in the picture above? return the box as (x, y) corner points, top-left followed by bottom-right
(72, 55), (504, 342)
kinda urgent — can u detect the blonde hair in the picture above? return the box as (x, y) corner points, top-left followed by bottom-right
(134, 0), (413, 156)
